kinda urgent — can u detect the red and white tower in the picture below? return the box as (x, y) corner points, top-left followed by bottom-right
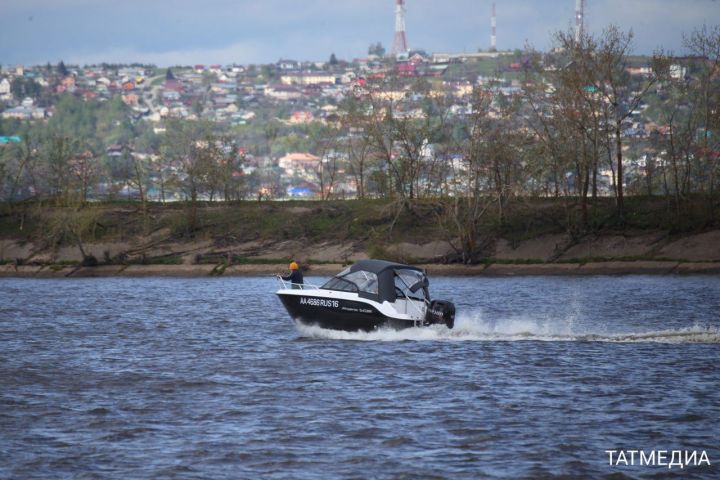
(575, 0), (585, 43)
(490, 2), (497, 51)
(393, 0), (408, 56)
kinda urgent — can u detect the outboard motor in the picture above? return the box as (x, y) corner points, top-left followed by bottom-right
(426, 300), (456, 329)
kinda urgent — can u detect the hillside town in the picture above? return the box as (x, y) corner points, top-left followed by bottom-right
(0, 37), (717, 204)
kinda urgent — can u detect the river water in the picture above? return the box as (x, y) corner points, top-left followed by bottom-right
(1, 275), (719, 479)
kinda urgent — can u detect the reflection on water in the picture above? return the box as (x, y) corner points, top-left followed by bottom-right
(1, 275), (719, 479)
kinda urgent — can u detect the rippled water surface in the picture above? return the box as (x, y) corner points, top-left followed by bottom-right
(1, 275), (719, 479)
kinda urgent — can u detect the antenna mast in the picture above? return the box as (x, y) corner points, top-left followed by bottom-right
(393, 0), (409, 55)
(575, 0), (585, 43)
(490, 2), (497, 51)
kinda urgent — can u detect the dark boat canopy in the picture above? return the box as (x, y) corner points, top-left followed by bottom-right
(348, 259), (423, 275)
(321, 259), (428, 303)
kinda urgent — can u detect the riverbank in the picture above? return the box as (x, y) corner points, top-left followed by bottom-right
(2, 260), (720, 278)
(2, 198), (719, 273)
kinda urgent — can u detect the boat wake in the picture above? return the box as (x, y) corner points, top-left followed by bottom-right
(294, 311), (720, 344)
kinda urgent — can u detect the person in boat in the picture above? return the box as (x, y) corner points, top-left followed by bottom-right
(281, 261), (304, 289)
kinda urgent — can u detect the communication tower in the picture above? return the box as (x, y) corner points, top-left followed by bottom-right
(575, 0), (585, 43)
(490, 2), (497, 51)
(393, 0), (409, 55)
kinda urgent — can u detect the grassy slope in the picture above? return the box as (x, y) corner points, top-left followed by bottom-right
(0, 196), (718, 264)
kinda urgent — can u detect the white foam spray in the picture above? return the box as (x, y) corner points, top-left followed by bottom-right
(294, 309), (720, 344)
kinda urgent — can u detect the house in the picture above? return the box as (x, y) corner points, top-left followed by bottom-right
(106, 144), (133, 157)
(122, 93), (139, 106)
(278, 153), (321, 176)
(448, 81), (474, 98)
(626, 66), (652, 76)
(370, 88), (408, 102)
(280, 72), (337, 86)
(61, 75), (76, 89)
(395, 62), (416, 77)
(289, 111), (314, 124)
(162, 90), (181, 101)
(287, 184), (319, 198)
(0, 78), (10, 95)
(408, 52), (427, 65)
(1, 106), (46, 120)
(277, 59), (299, 71)
(0, 135), (21, 146)
(163, 79), (184, 93)
(303, 84), (324, 96)
(669, 64), (687, 80)
(223, 103), (239, 114)
(264, 84), (302, 101)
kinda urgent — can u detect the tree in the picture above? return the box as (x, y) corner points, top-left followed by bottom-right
(345, 134), (373, 199)
(43, 135), (76, 205)
(217, 136), (245, 201)
(129, 153), (148, 205)
(683, 25), (720, 220)
(160, 119), (217, 233)
(525, 27), (667, 225)
(0, 134), (40, 202)
(308, 124), (341, 200)
(42, 203), (102, 265)
(650, 68), (697, 219)
(567, 26), (666, 220)
(69, 148), (98, 203)
(353, 77), (453, 200)
(10, 77), (41, 100)
(547, 32), (611, 227)
(368, 42), (386, 57)
(58, 60), (69, 77)
(437, 92), (497, 264)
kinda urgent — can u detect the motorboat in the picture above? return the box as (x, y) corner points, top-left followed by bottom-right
(276, 259), (455, 332)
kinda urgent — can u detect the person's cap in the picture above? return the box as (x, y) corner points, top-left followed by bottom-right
(289, 261), (299, 270)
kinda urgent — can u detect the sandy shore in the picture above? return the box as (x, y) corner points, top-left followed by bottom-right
(2, 261), (719, 278)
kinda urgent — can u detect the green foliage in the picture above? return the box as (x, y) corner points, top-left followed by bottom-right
(10, 77), (41, 99)
(57, 61), (69, 77)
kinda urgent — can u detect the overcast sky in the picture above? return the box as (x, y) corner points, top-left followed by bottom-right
(1, 0), (718, 66)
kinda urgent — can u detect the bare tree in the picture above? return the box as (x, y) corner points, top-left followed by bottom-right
(43, 135), (76, 206)
(345, 135), (373, 199)
(160, 119), (216, 233)
(309, 124), (341, 200)
(684, 25), (720, 219)
(565, 26), (666, 220)
(69, 148), (98, 203)
(1, 135), (39, 202)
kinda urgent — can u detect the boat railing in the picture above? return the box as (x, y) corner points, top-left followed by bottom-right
(275, 275), (321, 291)
(394, 282), (428, 321)
(399, 294), (427, 321)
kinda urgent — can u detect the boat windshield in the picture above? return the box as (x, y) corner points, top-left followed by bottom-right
(394, 269), (428, 301)
(321, 269), (379, 295)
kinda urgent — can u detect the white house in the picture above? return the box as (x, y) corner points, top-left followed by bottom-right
(0, 78), (11, 95)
